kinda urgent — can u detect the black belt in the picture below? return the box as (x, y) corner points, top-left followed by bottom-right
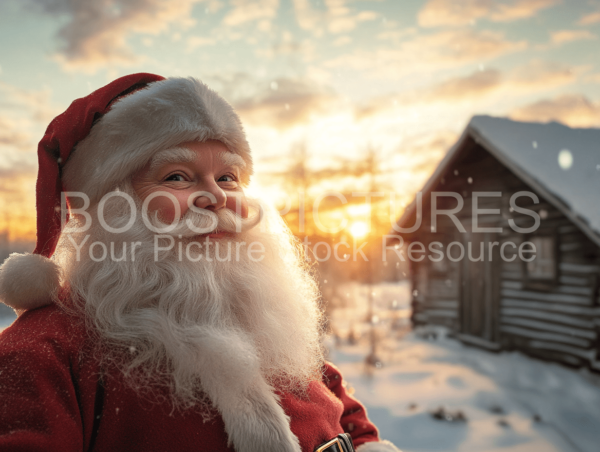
(314, 433), (355, 452)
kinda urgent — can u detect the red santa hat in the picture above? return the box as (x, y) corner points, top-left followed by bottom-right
(0, 72), (253, 312)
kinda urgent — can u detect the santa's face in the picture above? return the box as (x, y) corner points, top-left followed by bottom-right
(132, 140), (248, 238)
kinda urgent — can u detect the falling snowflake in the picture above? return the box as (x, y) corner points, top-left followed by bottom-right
(558, 149), (573, 170)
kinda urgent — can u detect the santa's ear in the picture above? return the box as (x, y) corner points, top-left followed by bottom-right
(0, 253), (60, 311)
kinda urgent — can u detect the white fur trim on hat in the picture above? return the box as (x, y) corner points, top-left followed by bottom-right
(0, 253), (61, 311)
(357, 440), (402, 452)
(63, 77), (253, 204)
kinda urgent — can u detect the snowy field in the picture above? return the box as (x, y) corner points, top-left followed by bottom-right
(327, 282), (600, 452)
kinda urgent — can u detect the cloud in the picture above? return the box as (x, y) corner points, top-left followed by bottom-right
(418, 0), (559, 27)
(0, 159), (37, 180)
(510, 94), (600, 127)
(292, 0), (378, 36)
(397, 131), (459, 171)
(186, 36), (216, 52)
(231, 77), (340, 129)
(255, 31), (316, 59)
(326, 29), (527, 78)
(332, 36), (352, 46)
(0, 116), (31, 151)
(0, 83), (61, 124)
(377, 28), (418, 41)
(425, 60), (576, 100)
(578, 10), (600, 25)
(353, 69), (502, 119)
(428, 68), (502, 100)
(508, 59), (577, 87)
(0, 83), (63, 156)
(25, 0), (205, 72)
(354, 60), (578, 119)
(222, 0), (279, 26)
(550, 29), (597, 44)
(585, 72), (600, 83)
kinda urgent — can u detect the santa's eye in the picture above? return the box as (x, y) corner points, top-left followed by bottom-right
(218, 174), (236, 183)
(165, 173), (186, 182)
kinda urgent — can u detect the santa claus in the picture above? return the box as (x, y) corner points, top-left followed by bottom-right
(0, 73), (400, 452)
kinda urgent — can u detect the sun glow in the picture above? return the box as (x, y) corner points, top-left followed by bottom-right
(349, 221), (369, 238)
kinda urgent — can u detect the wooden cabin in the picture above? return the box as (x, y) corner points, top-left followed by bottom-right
(393, 116), (600, 369)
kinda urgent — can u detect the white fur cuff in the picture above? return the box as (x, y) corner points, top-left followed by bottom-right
(357, 440), (402, 452)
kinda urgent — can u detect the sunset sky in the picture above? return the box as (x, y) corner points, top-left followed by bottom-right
(1, 0), (600, 242)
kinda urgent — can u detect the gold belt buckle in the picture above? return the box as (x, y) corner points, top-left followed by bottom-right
(315, 437), (342, 452)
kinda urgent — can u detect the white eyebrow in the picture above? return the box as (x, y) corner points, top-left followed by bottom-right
(219, 151), (246, 169)
(149, 147), (196, 170)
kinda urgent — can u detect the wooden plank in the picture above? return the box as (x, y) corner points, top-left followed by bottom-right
(413, 312), (428, 323)
(501, 298), (599, 316)
(554, 285), (595, 297)
(560, 262), (600, 273)
(427, 300), (458, 309)
(560, 243), (582, 252)
(460, 215), (505, 226)
(524, 348), (583, 367)
(561, 255), (600, 265)
(502, 262), (522, 272)
(559, 231), (586, 242)
(427, 319), (456, 329)
(509, 216), (570, 230)
(500, 317), (596, 339)
(502, 271), (523, 281)
(501, 289), (591, 306)
(528, 340), (596, 361)
(501, 281), (522, 290)
(424, 309), (457, 318)
(458, 334), (501, 350)
(559, 275), (591, 287)
(501, 307), (594, 329)
(501, 325), (591, 348)
(558, 225), (579, 234)
(428, 286), (459, 298)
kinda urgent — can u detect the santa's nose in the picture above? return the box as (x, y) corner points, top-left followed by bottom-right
(192, 186), (227, 211)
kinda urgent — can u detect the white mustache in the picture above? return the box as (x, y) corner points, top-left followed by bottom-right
(145, 200), (263, 238)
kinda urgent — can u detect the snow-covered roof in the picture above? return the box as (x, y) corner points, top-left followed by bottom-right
(397, 115), (600, 246)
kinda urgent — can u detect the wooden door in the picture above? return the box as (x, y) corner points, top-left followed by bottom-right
(459, 232), (500, 347)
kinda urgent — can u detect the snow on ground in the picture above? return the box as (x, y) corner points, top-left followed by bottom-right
(327, 283), (600, 452)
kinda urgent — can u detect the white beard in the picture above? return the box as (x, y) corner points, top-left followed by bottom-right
(54, 188), (324, 420)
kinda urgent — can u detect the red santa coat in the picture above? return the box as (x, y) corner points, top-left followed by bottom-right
(0, 305), (380, 451)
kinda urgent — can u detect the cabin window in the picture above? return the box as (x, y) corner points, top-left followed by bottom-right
(526, 235), (556, 281)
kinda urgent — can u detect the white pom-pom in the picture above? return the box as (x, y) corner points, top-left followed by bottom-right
(357, 440), (402, 452)
(0, 253), (60, 311)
